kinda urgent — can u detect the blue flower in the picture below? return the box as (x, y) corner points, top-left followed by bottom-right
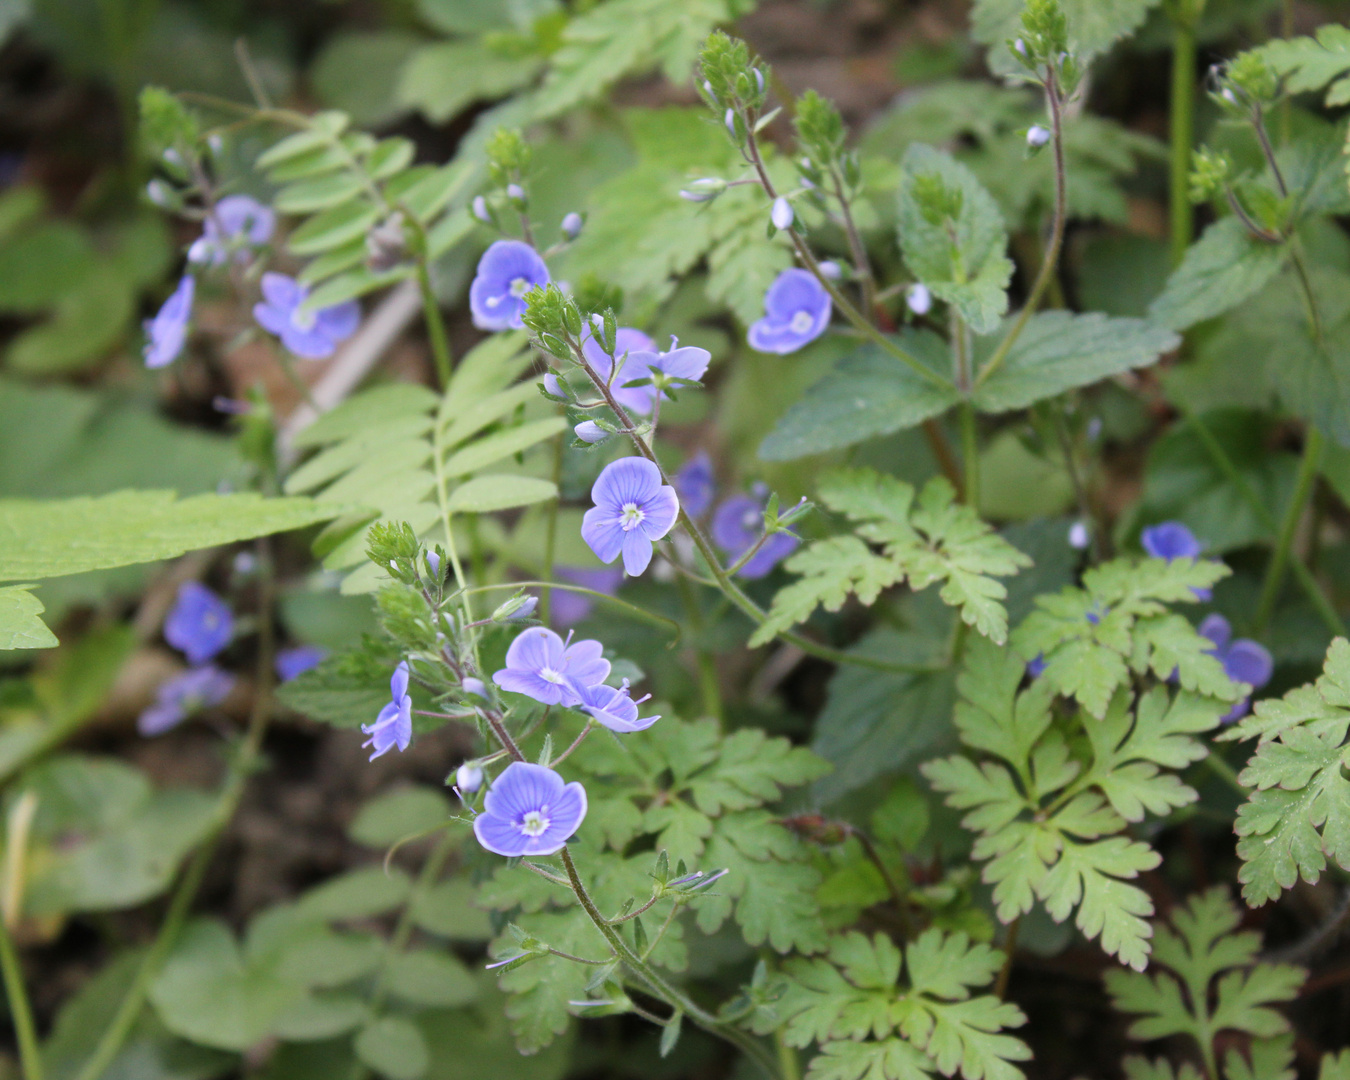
(138, 665), (234, 736)
(275, 645), (327, 683)
(469, 240), (550, 331)
(582, 458), (680, 576)
(573, 679), (660, 734)
(551, 566), (623, 628)
(1199, 614), (1273, 723)
(1141, 521), (1212, 600)
(472, 761), (587, 857)
(188, 195), (274, 266)
(362, 661), (412, 760)
(748, 269), (832, 354)
(163, 581), (233, 665)
(254, 273), (359, 359)
(492, 626), (610, 707)
(144, 275), (194, 369)
(575, 325), (710, 417)
(673, 451), (715, 518)
(712, 490), (800, 579)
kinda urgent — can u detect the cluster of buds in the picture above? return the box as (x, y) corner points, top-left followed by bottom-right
(699, 30), (772, 148)
(1207, 52), (1279, 116)
(1007, 0), (1081, 97)
(520, 283), (588, 359)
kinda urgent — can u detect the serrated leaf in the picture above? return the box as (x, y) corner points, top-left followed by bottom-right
(1148, 218), (1288, 332)
(897, 145), (1012, 334)
(1254, 25), (1350, 106)
(398, 40), (542, 124)
(972, 0), (1162, 76)
(0, 584), (57, 649)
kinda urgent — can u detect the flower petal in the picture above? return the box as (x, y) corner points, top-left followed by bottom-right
(620, 529), (654, 576)
(1225, 640), (1273, 688)
(581, 507), (625, 565)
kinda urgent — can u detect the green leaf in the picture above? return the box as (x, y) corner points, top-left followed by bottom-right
(897, 145), (1012, 334)
(0, 491), (346, 582)
(1223, 637), (1350, 906)
(1254, 25), (1350, 106)
(759, 338), (960, 460)
(972, 312), (1177, 413)
(446, 475), (558, 513)
(1106, 889), (1303, 1069)
(398, 40), (542, 124)
(756, 471), (1030, 647)
(971, 0), (1163, 76)
(274, 172), (367, 215)
(355, 1016), (430, 1080)
(288, 199), (382, 256)
(297, 867), (413, 921)
(276, 648), (393, 730)
(349, 786), (451, 847)
(23, 755), (217, 916)
(1148, 218), (1288, 332)
(311, 31), (420, 127)
(0, 585), (57, 649)
(410, 879), (494, 941)
(384, 950), (478, 1008)
(6, 266), (135, 375)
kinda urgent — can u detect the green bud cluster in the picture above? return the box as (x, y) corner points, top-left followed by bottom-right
(793, 90), (862, 195)
(698, 30), (770, 146)
(1209, 52), (1279, 113)
(1189, 147), (1233, 203)
(486, 127), (532, 188)
(138, 87), (200, 178)
(1008, 0), (1081, 95)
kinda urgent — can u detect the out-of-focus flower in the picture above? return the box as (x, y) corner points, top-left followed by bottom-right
(1141, 521), (1212, 600)
(275, 645), (327, 682)
(712, 492), (799, 579)
(550, 566), (623, 628)
(673, 452), (715, 518)
(253, 273), (359, 359)
(163, 581), (232, 664)
(469, 240), (550, 331)
(139, 665), (234, 736)
(748, 269), (831, 354)
(188, 195), (274, 266)
(1199, 614), (1274, 723)
(144, 276), (195, 369)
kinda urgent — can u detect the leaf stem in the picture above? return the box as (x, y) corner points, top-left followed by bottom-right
(974, 71), (1066, 390)
(960, 404), (980, 510)
(1254, 427), (1323, 635)
(0, 914), (42, 1080)
(828, 166), (877, 316)
(415, 260), (453, 390)
(995, 917), (1020, 1000)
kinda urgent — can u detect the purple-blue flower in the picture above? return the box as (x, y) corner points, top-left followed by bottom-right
(673, 452), (715, 518)
(275, 645), (327, 683)
(163, 581), (233, 665)
(613, 341), (711, 415)
(473, 761), (587, 857)
(712, 491), (800, 579)
(748, 269), (832, 355)
(254, 273), (360, 359)
(550, 566), (623, 628)
(573, 679), (660, 734)
(492, 626), (610, 707)
(144, 275), (194, 369)
(189, 195), (274, 266)
(1199, 613), (1273, 723)
(362, 661), (412, 760)
(1141, 521), (1212, 600)
(582, 458), (680, 576)
(469, 240), (550, 331)
(138, 665), (234, 736)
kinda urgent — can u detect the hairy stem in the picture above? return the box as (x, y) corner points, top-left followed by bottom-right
(540, 434), (564, 625)
(1254, 427), (1323, 634)
(829, 166), (877, 316)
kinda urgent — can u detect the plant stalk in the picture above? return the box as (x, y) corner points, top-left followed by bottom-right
(415, 260), (453, 389)
(1169, 15), (1197, 267)
(1254, 428), (1323, 634)
(0, 915), (42, 1080)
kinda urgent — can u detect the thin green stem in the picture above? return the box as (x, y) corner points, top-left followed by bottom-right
(1204, 751), (1248, 797)
(1169, 15), (1197, 267)
(775, 1028), (802, 1080)
(459, 582), (682, 642)
(974, 71), (1067, 389)
(1254, 428), (1323, 634)
(0, 916), (42, 1080)
(415, 261), (453, 390)
(960, 404), (979, 510)
(828, 166), (877, 317)
(540, 434), (564, 625)
(674, 572), (724, 726)
(994, 917), (1021, 1000)
(1184, 411), (1345, 636)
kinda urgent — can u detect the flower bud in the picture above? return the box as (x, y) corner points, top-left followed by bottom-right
(770, 196), (794, 230)
(1026, 125), (1051, 148)
(472, 195), (491, 223)
(456, 762), (484, 792)
(574, 420), (607, 444)
(425, 550), (441, 579)
(506, 182), (526, 203)
(492, 594), (539, 621)
(906, 283), (932, 315)
(724, 108), (737, 138)
(146, 179), (174, 207)
(462, 677), (487, 700)
(560, 211), (583, 240)
(678, 177), (726, 203)
(818, 260), (841, 280)
(1068, 521), (1090, 550)
(753, 68), (765, 94)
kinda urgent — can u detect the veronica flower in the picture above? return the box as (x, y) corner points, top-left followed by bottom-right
(188, 195), (274, 266)
(473, 761), (587, 857)
(275, 645), (327, 683)
(362, 661), (412, 760)
(163, 581), (233, 665)
(1199, 614), (1273, 723)
(573, 679), (660, 734)
(1141, 521), (1212, 600)
(254, 273), (359, 359)
(610, 340), (711, 415)
(673, 452), (715, 518)
(551, 566), (623, 628)
(712, 491), (800, 579)
(139, 665), (234, 736)
(469, 240), (550, 331)
(906, 283), (932, 316)
(492, 626), (610, 707)
(144, 275), (195, 368)
(748, 269), (832, 354)
(582, 458), (680, 576)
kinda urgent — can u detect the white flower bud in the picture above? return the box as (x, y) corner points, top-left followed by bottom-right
(1026, 125), (1051, 148)
(818, 260), (842, 280)
(753, 68), (765, 94)
(574, 420), (606, 443)
(506, 183), (525, 203)
(906, 283), (932, 315)
(1068, 521), (1090, 550)
(771, 196), (794, 230)
(560, 211), (583, 239)
(724, 108), (737, 138)
(472, 195), (491, 223)
(1013, 38), (1028, 57)
(146, 179), (173, 207)
(456, 763), (484, 792)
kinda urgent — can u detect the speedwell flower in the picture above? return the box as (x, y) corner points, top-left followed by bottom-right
(1199, 613), (1273, 723)
(164, 581), (232, 664)
(253, 273), (360, 359)
(551, 566), (623, 628)
(189, 195), (274, 266)
(492, 626), (610, 707)
(362, 661), (412, 760)
(611, 340), (712, 416)
(1141, 520), (1212, 600)
(473, 761), (587, 857)
(144, 275), (194, 368)
(748, 268), (832, 354)
(712, 490), (800, 579)
(582, 458), (680, 576)
(469, 240), (550, 331)
(574, 679), (660, 734)
(275, 645), (327, 682)
(673, 451), (715, 518)
(139, 665), (234, 736)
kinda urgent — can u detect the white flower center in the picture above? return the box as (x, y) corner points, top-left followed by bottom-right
(741, 508), (760, 530)
(620, 502), (646, 531)
(789, 310), (814, 335)
(519, 810), (550, 837)
(540, 667), (566, 684)
(292, 306), (317, 331)
(509, 276), (531, 298)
